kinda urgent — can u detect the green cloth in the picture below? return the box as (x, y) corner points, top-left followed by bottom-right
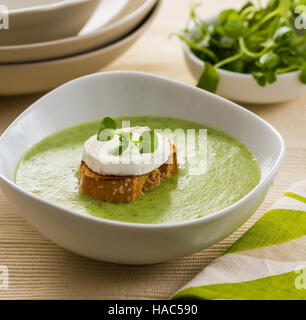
(172, 181), (306, 300)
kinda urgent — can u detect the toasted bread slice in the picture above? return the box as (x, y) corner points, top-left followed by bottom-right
(79, 144), (179, 203)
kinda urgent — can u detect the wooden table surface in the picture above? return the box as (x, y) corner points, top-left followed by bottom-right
(0, 0), (305, 299)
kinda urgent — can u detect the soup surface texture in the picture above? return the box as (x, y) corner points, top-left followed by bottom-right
(15, 116), (261, 224)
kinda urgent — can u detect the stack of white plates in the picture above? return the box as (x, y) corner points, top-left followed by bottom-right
(0, 0), (160, 95)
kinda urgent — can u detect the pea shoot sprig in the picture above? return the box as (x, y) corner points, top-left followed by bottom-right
(175, 0), (306, 92)
(97, 117), (159, 156)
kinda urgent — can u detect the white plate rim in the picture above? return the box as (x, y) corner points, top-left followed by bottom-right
(3, 0), (89, 14)
(0, 0), (157, 51)
(0, 1), (158, 68)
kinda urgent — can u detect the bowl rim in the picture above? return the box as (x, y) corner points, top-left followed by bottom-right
(5, 0), (94, 15)
(0, 0), (157, 51)
(183, 41), (300, 80)
(0, 71), (286, 230)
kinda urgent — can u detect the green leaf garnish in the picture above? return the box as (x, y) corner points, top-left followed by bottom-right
(273, 26), (293, 42)
(97, 117), (116, 142)
(265, 70), (277, 84)
(259, 52), (280, 69)
(196, 62), (219, 93)
(100, 117), (116, 130)
(97, 128), (114, 142)
(138, 131), (159, 154)
(175, 0), (306, 90)
(252, 71), (267, 87)
(97, 118), (159, 156)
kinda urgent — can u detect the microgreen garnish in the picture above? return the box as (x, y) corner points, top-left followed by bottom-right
(97, 117), (159, 156)
(97, 117), (116, 142)
(97, 129), (114, 142)
(100, 117), (116, 130)
(175, 0), (306, 92)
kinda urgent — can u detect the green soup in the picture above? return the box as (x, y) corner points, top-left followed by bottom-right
(15, 116), (260, 224)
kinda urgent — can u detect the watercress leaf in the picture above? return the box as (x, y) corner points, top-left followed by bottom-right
(239, 1), (254, 13)
(226, 57), (245, 73)
(299, 66), (306, 84)
(278, 0), (292, 16)
(280, 50), (299, 66)
(259, 52), (280, 69)
(176, 30), (218, 62)
(97, 128), (114, 142)
(197, 62), (219, 93)
(266, 0), (279, 11)
(100, 117), (116, 130)
(273, 26), (293, 43)
(191, 47), (218, 64)
(252, 71), (266, 87)
(111, 139), (129, 156)
(224, 19), (248, 39)
(218, 9), (238, 26)
(239, 1), (256, 19)
(219, 35), (235, 48)
(265, 70), (277, 83)
(138, 131), (159, 154)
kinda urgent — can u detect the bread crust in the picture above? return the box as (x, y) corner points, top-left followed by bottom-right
(79, 144), (178, 203)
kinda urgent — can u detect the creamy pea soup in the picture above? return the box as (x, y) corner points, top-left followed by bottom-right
(15, 116), (260, 224)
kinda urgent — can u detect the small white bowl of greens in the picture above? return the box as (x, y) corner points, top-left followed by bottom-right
(178, 0), (306, 104)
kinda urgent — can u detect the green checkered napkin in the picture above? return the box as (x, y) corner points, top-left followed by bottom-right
(173, 181), (306, 300)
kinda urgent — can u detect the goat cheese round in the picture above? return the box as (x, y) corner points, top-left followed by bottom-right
(82, 126), (171, 176)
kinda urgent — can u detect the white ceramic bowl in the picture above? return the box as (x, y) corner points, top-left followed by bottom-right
(104, 0), (149, 26)
(0, 71), (285, 265)
(182, 15), (306, 104)
(0, 1), (160, 95)
(0, 0), (157, 63)
(0, 0), (100, 45)
(183, 43), (306, 104)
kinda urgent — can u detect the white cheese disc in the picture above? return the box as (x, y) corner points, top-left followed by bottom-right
(82, 126), (171, 176)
